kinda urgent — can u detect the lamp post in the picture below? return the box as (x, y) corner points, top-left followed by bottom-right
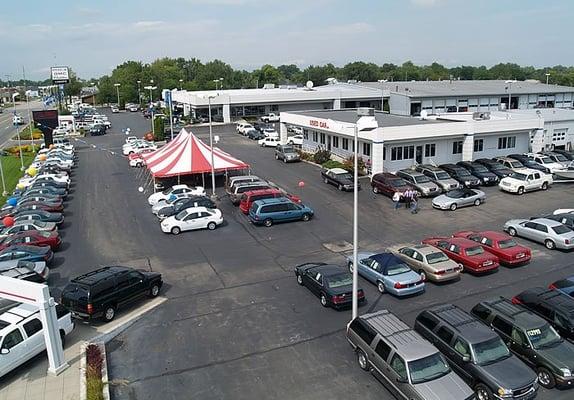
(213, 79), (219, 90)
(545, 73), (550, 85)
(199, 93), (218, 199)
(219, 77), (224, 90)
(137, 80), (141, 106)
(179, 79), (183, 90)
(505, 80), (516, 110)
(144, 84), (157, 136)
(12, 93), (25, 171)
(114, 83), (121, 109)
(25, 90), (35, 151)
(91, 82), (98, 108)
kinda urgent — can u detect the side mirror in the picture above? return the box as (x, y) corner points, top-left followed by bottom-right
(1, 348), (9, 355)
(462, 355), (470, 362)
(396, 377), (408, 384)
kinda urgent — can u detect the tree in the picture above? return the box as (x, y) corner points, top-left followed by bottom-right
(342, 62), (381, 82)
(63, 69), (83, 102)
(277, 64), (301, 82)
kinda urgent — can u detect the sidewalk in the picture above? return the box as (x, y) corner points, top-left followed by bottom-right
(0, 297), (165, 400)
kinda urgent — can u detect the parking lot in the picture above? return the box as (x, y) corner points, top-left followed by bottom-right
(21, 111), (573, 399)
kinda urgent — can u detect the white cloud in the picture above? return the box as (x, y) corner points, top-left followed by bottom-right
(133, 21), (165, 31)
(411, 0), (445, 7)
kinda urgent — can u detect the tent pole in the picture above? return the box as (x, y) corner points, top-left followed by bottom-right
(202, 172), (205, 188)
(178, 175), (180, 184)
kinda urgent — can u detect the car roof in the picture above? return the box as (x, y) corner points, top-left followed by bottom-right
(374, 172), (401, 179)
(243, 188), (281, 197)
(418, 164), (443, 171)
(253, 197), (292, 206)
(425, 304), (498, 344)
(171, 185), (189, 190)
(511, 168), (540, 174)
(409, 244), (443, 255)
(71, 266), (132, 286)
(328, 168), (349, 174)
(522, 287), (574, 317)
(311, 264), (346, 277)
(530, 218), (566, 227)
(480, 297), (547, 330)
(476, 231), (512, 240)
(437, 237), (480, 248)
(398, 169), (424, 176)
(361, 310), (437, 361)
(0, 303), (39, 334)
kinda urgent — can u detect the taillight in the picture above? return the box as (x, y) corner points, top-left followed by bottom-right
(511, 296), (522, 305)
(358, 289), (365, 298)
(566, 239), (571, 245)
(549, 283), (557, 290)
(87, 303), (94, 314)
(394, 282), (406, 289)
(332, 294), (346, 304)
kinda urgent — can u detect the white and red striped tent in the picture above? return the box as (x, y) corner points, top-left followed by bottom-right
(141, 128), (249, 178)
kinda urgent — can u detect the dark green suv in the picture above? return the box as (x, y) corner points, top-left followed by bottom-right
(472, 297), (574, 389)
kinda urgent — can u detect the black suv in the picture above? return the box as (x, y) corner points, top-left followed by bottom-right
(61, 266), (163, 322)
(457, 161), (499, 185)
(89, 124), (106, 136)
(474, 159), (513, 178)
(471, 297), (574, 389)
(156, 196), (216, 219)
(513, 288), (574, 342)
(439, 164), (481, 187)
(415, 304), (537, 400)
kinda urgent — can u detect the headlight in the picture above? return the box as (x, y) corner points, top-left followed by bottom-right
(497, 387), (513, 396)
(422, 188), (430, 194)
(464, 180), (470, 185)
(560, 368), (571, 377)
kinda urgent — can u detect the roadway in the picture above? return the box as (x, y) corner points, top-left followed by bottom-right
(0, 100), (46, 148)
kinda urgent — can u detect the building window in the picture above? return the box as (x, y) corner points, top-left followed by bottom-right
(363, 143), (371, 156)
(498, 136), (516, 149)
(342, 138), (349, 150)
(391, 145), (414, 161)
(303, 129), (309, 140)
(270, 104), (279, 112)
(452, 141), (463, 154)
(320, 133), (326, 145)
(424, 143), (436, 157)
(312, 132), (318, 142)
(332, 136), (339, 148)
(474, 139), (484, 152)
(243, 105), (266, 116)
(391, 146), (403, 161)
(403, 145), (414, 159)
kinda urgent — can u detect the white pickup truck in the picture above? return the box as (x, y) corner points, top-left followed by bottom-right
(261, 113), (280, 123)
(498, 168), (553, 195)
(0, 302), (74, 378)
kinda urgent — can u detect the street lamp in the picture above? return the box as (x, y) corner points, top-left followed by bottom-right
(198, 93), (219, 199)
(114, 83), (121, 108)
(504, 80), (516, 110)
(12, 93), (25, 171)
(137, 80), (142, 105)
(179, 79), (183, 90)
(25, 90), (35, 151)
(144, 84), (157, 135)
(219, 77), (224, 90)
(212, 79), (219, 90)
(545, 73), (550, 85)
(91, 82), (98, 108)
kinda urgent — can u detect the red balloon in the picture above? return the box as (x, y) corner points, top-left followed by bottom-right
(2, 216), (14, 227)
(298, 181), (305, 188)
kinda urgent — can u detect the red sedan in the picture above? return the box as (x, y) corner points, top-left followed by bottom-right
(4, 202), (64, 213)
(453, 230), (531, 266)
(0, 230), (62, 251)
(422, 237), (499, 274)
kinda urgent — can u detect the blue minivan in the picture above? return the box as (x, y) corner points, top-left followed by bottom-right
(249, 197), (314, 227)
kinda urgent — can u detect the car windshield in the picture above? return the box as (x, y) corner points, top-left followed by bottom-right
(175, 210), (187, 221)
(465, 246), (484, 256)
(326, 273), (352, 288)
(337, 173), (353, 180)
(509, 172), (527, 181)
(497, 239), (517, 249)
(554, 154), (568, 162)
(162, 188), (173, 195)
(408, 353), (451, 384)
(457, 169), (471, 176)
(390, 180), (407, 188)
(414, 175), (431, 183)
(387, 263), (412, 276)
(436, 172), (451, 180)
(473, 337), (511, 365)
(510, 161), (523, 168)
(426, 252), (450, 264)
(473, 165), (489, 172)
(552, 225), (572, 235)
(39, 231), (52, 238)
(446, 190), (464, 199)
(489, 163), (504, 170)
(282, 147), (296, 153)
(539, 156), (553, 164)
(527, 325), (562, 349)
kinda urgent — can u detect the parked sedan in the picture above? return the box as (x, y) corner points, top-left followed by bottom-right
(17, 196), (63, 208)
(147, 185), (206, 206)
(247, 130), (265, 140)
(0, 221), (56, 238)
(155, 196), (216, 219)
(439, 164), (481, 187)
(2, 202), (64, 214)
(321, 168), (359, 191)
(14, 186), (67, 198)
(387, 244), (462, 282)
(0, 230), (61, 251)
(507, 154), (551, 174)
(422, 237), (499, 274)
(431, 188), (485, 211)
(294, 263), (365, 309)
(536, 213), (574, 230)
(453, 230), (532, 266)
(346, 252), (425, 296)
(160, 207), (223, 235)
(13, 210), (64, 225)
(0, 245), (53, 264)
(504, 218), (574, 250)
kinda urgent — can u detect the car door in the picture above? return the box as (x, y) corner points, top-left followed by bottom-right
(126, 270), (148, 300)
(307, 271), (323, 297)
(181, 212), (202, 231)
(449, 336), (474, 382)
(357, 258), (375, 283)
(386, 352), (411, 400)
(532, 223), (549, 243)
(22, 317), (45, 356)
(519, 222), (539, 240)
(0, 327), (27, 376)
(114, 272), (139, 307)
(284, 203), (301, 221)
(370, 338), (401, 393)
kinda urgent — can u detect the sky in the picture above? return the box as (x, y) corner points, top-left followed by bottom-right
(2, 0), (574, 80)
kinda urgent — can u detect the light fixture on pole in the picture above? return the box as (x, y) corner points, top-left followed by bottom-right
(504, 80), (516, 110)
(212, 79), (219, 90)
(179, 79), (183, 90)
(113, 83), (121, 108)
(137, 80), (142, 105)
(199, 93), (219, 199)
(144, 84), (158, 136)
(12, 93), (25, 171)
(219, 77), (224, 90)
(0, 153), (7, 196)
(91, 82), (98, 108)
(25, 90), (35, 151)
(545, 73), (550, 85)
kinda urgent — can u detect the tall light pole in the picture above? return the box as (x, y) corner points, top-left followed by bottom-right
(199, 93), (218, 199)
(137, 80), (141, 106)
(91, 82), (98, 108)
(25, 90), (35, 151)
(144, 84), (157, 136)
(212, 79), (219, 90)
(179, 79), (183, 90)
(12, 93), (25, 171)
(545, 73), (550, 85)
(219, 77), (224, 90)
(505, 80), (516, 110)
(114, 83), (121, 108)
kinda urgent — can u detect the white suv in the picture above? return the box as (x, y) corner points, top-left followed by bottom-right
(0, 303), (74, 378)
(498, 168), (553, 195)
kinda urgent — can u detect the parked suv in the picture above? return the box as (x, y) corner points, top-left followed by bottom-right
(456, 161), (499, 186)
(493, 156), (525, 172)
(512, 287), (574, 342)
(346, 309), (474, 400)
(474, 159), (513, 178)
(229, 182), (271, 205)
(239, 188), (299, 215)
(440, 164), (481, 187)
(415, 164), (460, 191)
(248, 197), (313, 227)
(61, 266), (163, 322)
(396, 169), (440, 197)
(371, 172), (415, 198)
(471, 297), (574, 389)
(275, 145), (300, 163)
(415, 304), (538, 400)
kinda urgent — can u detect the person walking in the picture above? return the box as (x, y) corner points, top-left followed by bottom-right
(410, 191), (419, 214)
(392, 191), (401, 210)
(404, 189), (412, 209)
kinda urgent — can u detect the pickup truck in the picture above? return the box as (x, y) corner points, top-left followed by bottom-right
(0, 302), (74, 378)
(260, 113), (280, 123)
(498, 168), (553, 195)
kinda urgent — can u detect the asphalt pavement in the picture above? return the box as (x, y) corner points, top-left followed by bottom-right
(0, 100), (44, 148)
(37, 110), (574, 400)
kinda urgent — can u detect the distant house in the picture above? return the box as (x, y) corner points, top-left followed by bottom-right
(80, 86), (98, 105)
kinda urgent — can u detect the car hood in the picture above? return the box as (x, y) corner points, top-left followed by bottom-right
(480, 355), (537, 390)
(538, 341), (574, 370)
(415, 182), (439, 190)
(504, 219), (528, 227)
(412, 372), (473, 400)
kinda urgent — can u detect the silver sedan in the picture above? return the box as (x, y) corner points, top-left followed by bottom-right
(432, 188), (486, 211)
(504, 218), (574, 250)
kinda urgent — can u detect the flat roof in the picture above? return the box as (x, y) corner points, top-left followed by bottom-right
(356, 80), (574, 98)
(294, 109), (447, 127)
(505, 108), (574, 122)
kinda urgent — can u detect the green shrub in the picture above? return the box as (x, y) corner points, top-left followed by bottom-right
(343, 155), (366, 175)
(153, 118), (165, 141)
(322, 160), (346, 170)
(313, 148), (331, 165)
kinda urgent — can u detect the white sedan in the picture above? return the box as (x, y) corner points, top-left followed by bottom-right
(147, 185), (206, 205)
(161, 207), (223, 235)
(287, 135), (303, 145)
(258, 137), (280, 147)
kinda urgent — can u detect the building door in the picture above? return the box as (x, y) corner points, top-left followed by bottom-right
(327, 135), (332, 151)
(415, 146), (423, 164)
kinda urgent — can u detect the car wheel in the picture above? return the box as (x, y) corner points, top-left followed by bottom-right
(324, 178), (329, 184)
(264, 218), (273, 227)
(296, 273), (303, 285)
(508, 227), (517, 237)
(377, 281), (385, 293)
(348, 262), (354, 273)
(475, 383), (492, 400)
(283, 158), (287, 163)
(544, 239), (556, 250)
(537, 367), (556, 389)
(103, 305), (116, 322)
(541, 182), (548, 190)
(517, 186), (524, 195)
(419, 270), (427, 281)
(275, 154), (278, 160)
(301, 213), (310, 222)
(171, 226), (181, 235)
(320, 294), (328, 307)
(207, 222), (216, 230)
(357, 349), (370, 371)
(338, 184), (343, 191)
(449, 203), (457, 211)
(149, 284), (160, 297)
(372, 186), (379, 194)
(473, 199), (481, 206)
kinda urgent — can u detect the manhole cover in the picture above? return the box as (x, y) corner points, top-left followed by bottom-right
(323, 241), (353, 253)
